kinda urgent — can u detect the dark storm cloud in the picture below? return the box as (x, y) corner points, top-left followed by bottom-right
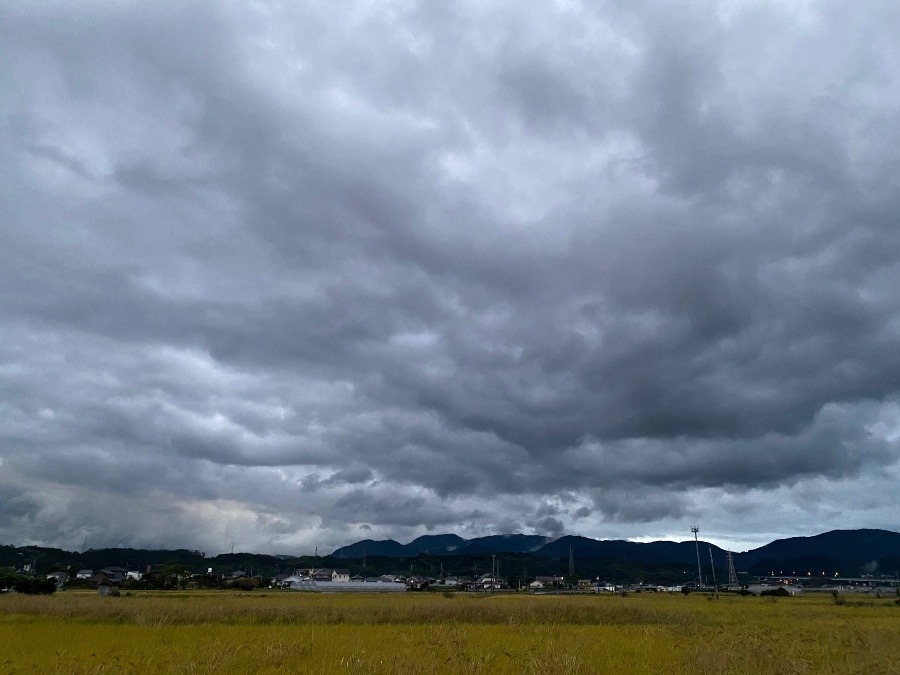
(1, 0), (899, 552)
(0, 484), (40, 525)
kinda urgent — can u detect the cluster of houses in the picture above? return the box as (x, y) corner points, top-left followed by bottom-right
(268, 570), (626, 592)
(30, 565), (696, 594)
(269, 568), (522, 591)
(273, 569), (522, 591)
(272, 568), (351, 586)
(44, 567), (143, 587)
(16, 559), (892, 596)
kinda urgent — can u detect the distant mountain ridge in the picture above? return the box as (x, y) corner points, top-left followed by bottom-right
(452, 534), (550, 555)
(534, 535), (729, 565)
(737, 529), (900, 565)
(2, 529), (898, 581)
(330, 532), (728, 560)
(331, 528), (900, 574)
(331, 533), (548, 558)
(406, 534), (467, 555)
(331, 539), (408, 558)
(734, 528), (900, 575)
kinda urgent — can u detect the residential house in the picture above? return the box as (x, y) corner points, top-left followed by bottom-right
(332, 569), (350, 583)
(272, 573), (293, 587)
(46, 572), (69, 586)
(93, 567), (127, 585)
(311, 569), (333, 582)
(476, 574), (502, 590)
(406, 575), (430, 591)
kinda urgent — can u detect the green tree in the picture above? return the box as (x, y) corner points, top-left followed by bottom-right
(20, 578), (57, 594)
(0, 567), (21, 590)
(2, 571), (57, 595)
(156, 564), (194, 589)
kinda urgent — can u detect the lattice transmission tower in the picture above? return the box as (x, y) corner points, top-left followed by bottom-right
(726, 550), (739, 588)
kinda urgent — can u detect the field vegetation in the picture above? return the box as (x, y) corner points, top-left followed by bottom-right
(1, 590), (898, 673)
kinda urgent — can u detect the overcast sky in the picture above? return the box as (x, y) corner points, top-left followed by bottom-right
(1, 0), (898, 556)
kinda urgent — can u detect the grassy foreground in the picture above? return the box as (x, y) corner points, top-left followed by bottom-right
(0, 590), (897, 673)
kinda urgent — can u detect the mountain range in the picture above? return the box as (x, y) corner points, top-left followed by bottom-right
(3, 529), (898, 581)
(333, 533), (549, 558)
(333, 529), (900, 576)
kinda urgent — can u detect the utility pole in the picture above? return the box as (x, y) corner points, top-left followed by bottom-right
(691, 526), (703, 587)
(491, 555), (497, 595)
(708, 546), (719, 599)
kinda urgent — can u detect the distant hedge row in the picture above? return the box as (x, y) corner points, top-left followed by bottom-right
(0, 570), (57, 595)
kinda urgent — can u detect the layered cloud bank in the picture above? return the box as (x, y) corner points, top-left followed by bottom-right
(1, 1), (898, 553)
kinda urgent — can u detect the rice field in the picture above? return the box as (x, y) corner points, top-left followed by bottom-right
(1, 590), (897, 673)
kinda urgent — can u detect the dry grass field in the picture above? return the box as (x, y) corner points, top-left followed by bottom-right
(1, 590), (898, 673)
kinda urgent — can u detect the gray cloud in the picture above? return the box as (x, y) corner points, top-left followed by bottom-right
(1, 0), (898, 553)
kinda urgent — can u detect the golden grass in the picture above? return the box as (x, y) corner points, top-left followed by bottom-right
(0, 591), (897, 673)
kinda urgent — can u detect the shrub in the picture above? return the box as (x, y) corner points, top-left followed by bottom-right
(14, 578), (57, 595)
(233, 577), (260, 591)
(831, 591), (846, 606)
(760, 587), (790, 597)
